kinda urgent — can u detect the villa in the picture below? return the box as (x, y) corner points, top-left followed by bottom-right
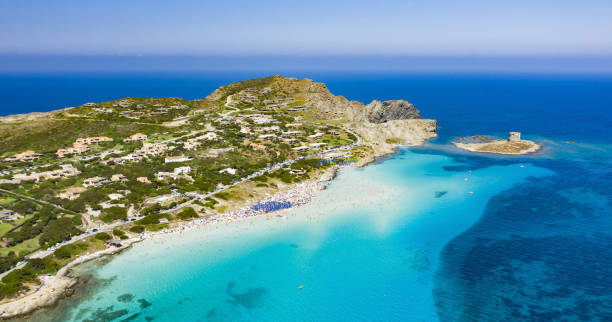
(137, 177), (152, 184)
(83, 176), (109, 188)
(124, 133), (148, 143)
(56, 143), (90, 157)
(75, 136), (113, 145)
(110, 174), (128, 182)
(0, 209), (23, 221)
(165, 155), (191, 163)
(58, 187), (87, 200)
(308, 133), (324, 140)
(3, 150), (42, 162)
(258, 134), (277, 141)
(250, 143), (267, 150)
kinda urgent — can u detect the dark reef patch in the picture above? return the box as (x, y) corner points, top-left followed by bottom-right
(81, 305), (129, 322)
(225, 281), (269, 310)
(117, 293), (134, 303)
(434, 154), (612, 321)
(434, 191), (447, 198)
(119, 312), (141, 322)
(137, 298), (152, 309)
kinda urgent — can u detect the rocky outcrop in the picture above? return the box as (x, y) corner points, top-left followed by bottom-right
(365, 100), (422, 123)
(206, 75), (437, 152)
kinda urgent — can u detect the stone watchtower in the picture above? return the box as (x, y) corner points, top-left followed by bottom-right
(509, 132), (521, 141)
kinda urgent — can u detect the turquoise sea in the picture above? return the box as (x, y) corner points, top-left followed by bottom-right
(3, 72), (610, 321)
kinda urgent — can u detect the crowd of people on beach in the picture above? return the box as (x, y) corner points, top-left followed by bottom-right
(142, 181), (322, 239)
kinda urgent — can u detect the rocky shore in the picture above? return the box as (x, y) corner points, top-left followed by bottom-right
(0, 238), (140, 319)
(452, 133), (542, 155)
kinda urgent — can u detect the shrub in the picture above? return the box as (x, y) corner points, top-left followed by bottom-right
(129, 226), (145, 233)
(94, 232), (112, 241)
(113, 229), (128, 240)
(176, 207), (198, 220)
(100, 207), (127, 223)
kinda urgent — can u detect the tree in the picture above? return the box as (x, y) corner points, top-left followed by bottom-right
(100, 207), (127, 223)
(177, 207), (198, 220)
(95, 232), (112, 241)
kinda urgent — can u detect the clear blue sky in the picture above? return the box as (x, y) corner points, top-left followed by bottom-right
(1, 0), (611, 56)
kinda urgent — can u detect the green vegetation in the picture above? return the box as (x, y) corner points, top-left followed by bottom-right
(113, 228), (128, 240)
(129, 225), (145, 234)
(54, 242), (88, 259)
(94, 232), (112, 241)
(385, 137), (402, 144)
(176, 207), (198, 220)
(0, 76), (370, 299)
(100, 207), (127, 223)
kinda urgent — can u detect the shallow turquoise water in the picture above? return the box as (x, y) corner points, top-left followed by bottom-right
(38, 149), (551, 321)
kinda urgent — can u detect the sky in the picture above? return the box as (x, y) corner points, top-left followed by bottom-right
(1, 0), (611, 71)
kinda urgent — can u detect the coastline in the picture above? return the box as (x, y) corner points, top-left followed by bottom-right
(0, 238), (139, 319)
(0, 166), (341, 319)
(0, 141), (409, 319)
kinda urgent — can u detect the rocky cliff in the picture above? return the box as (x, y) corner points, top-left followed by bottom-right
(365, 100), (422, 123)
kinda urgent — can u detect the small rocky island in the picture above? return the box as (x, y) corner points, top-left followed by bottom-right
(452, 132), (541, 155)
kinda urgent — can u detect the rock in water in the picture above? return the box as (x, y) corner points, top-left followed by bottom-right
(365, 100), (422, 123)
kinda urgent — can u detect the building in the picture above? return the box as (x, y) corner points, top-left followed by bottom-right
(184, 140), (201, 150)
(173, 166), (191, 175)
(309, 142), (327, 148)
(137, 142), (167, 156)
(250, 143), (267, 150)
(282, 131), (301, 137)
(58, 187), (87, 200)
(286, 123), (302, 128)
(12, 164), (81, 183)
(3, 150), (42, 162)
(258, 134), (277, 141)
(308, 133), (324, 140)
(165, 155), (191, 163)
(509, 132), (521, 141)
(75, 136), (113, 145)
(203, 132), (219, 140)
(0, 209), (23, 221)
(83, 102), (96, 107)
(219, 168), (237, 175)
(155, 166), (191, 180)
(288, 106), (305, 111)
(137, 177), (152, 184)
(108, 193), (124, 201)
(83, 176), (109, 188)
(110, 174), (128, 182)
(56, 142), (90, 157)
(292, 146), (309, 152)
(123, 133), (148, 143)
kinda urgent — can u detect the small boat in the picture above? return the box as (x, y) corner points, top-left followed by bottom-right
(299, 285), (304, 289)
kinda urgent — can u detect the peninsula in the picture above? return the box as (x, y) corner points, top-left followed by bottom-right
(0, 76), (436, 317)
(452, 132), (542, 155)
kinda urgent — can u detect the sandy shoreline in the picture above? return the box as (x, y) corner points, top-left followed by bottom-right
(0, 237), (139, 319)
(0, 166), (339, 319)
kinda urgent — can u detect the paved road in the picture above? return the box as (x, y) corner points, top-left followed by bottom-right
(0, 126), (364, 278)
(0, 188), (77, 215)
(153, 126), (363, 215)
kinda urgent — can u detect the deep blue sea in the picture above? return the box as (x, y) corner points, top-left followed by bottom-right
(3, 72), (611, 321)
